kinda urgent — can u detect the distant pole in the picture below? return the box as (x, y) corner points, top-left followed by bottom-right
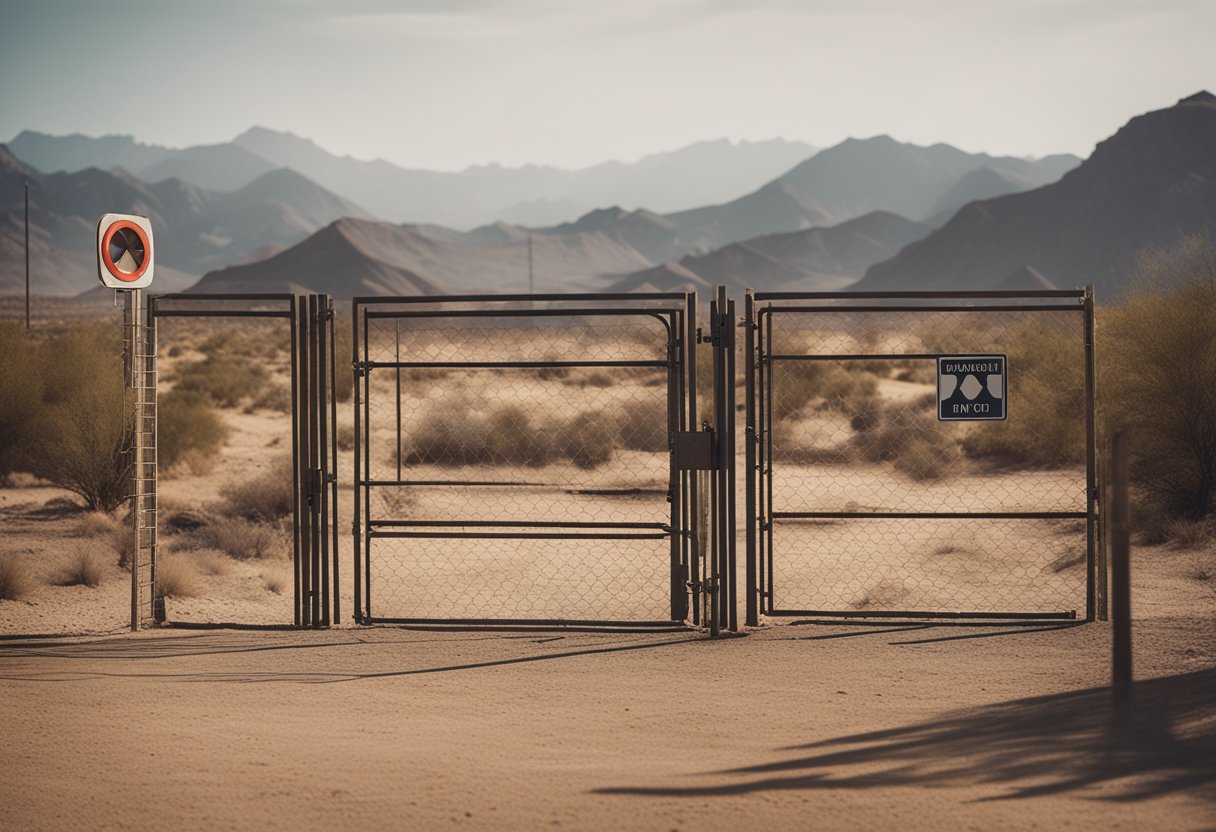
(1111, 432), (1132, 705)
(527, 234), (534, 294)
(24, 180), (30, 329)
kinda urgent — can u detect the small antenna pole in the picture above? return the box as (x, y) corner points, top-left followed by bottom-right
(24, 180), (30, 329)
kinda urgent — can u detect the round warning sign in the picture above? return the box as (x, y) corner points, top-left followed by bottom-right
(97, 213), (154, 289)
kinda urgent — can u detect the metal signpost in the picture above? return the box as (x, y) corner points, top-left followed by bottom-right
(97, 213), (158, 631)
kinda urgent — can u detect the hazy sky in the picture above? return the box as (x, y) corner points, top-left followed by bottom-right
(2, 0), (1211, 171)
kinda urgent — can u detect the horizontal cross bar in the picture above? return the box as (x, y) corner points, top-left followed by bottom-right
(767, 609), (1079, 620)
(771, 511), (1087, 520)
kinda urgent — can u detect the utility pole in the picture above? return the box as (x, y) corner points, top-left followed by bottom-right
(25, 181), (30, 329)
(527, 234), (534, 294)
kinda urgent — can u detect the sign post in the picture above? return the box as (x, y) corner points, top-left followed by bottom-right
(98, 213), (157, 630)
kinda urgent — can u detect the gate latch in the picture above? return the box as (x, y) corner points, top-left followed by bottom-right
(674, 430), (716, 470)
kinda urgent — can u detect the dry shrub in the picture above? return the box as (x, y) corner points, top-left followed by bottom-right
(553, 410), (615, 469)
(192, 516), (285, 560)
(894, 435), (961, 481)
(773, 362), (878, 422)
(261, 568), (289, 595)
(57, 545), (107, 587)
(222, 456), (295, 521)
(155, 554), (201, 598)
(1165, 517), (1214, 551)
(191, 549), (234, 576)
(337, 424), (355, 451)
(158, 389), (227, 471)
(961, 321), (1085, 469)
(582, 370), (617, 389)
(172, 355), (268, 408)
(614, 399), (669, 453)
(405, 401), (556, 468)
(0, 552), (35, 601)
(247, 383), (291, 414)
(1105, 236), (1216, 521)
(0, 324), (44, 477)
(76, 511), (117, 538)
(113, 522), (135, 569)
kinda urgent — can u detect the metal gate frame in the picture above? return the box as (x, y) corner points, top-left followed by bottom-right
(743, 288), (1098, 625)
(351, 292), (731, 630)
(146, 293), (339, 627)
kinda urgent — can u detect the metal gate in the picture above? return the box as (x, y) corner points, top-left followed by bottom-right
(147, 293), (339, 627)
(744, 289), (1097, 623)
(351, 292), (729, 628)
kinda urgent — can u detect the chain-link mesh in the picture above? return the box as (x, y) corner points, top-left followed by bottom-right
(759, 302), (1090, 616)
(361, 310), (679, 621)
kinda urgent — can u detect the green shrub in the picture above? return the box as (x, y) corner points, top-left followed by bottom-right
(158, 389), (227, 470)
(1104, 236), (1216, 520)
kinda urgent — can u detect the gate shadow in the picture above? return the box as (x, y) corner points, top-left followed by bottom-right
(596, 668), (1216, 803)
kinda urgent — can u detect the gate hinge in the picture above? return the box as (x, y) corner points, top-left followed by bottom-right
(696, 326), (716, 346)
(738, 317), (755, 331)
(353, 360), (368, 377)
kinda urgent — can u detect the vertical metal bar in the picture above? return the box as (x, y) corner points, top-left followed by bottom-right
(309, 295), (322, 627)
(362, 311), (372, 620)
(726, 297), (738, 631)
(764, 310), (775, 611)
(289, 297), (301, 627)
(1084, 285), (1098, 622)
(1110, 432), (1132, 703)
(677, 306), (690, 623)
(351, 302), (362, 623)
(668, 311), (683, 622)
(709, 294), (721, 637)
(329, 298), (341, 625)
(745, 291), (758, 627)
(127, 289), (140, 631)
(395, 317), (402, 482)
(687, 291), (700, 625)
(318, 296), (331, 626)
(146, 301), (159, 624)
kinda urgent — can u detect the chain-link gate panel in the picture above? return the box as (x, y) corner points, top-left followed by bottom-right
(352, 294), (698, 626)
(746, 291), (1096, 622)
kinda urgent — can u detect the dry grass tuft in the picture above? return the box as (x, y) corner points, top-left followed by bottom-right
(0, 552), (35, 601)
(155, 554), (201, 599)
(1165, 517), (1214, 551)
(191, 549), (234, 576)
(222, 456), (294, 521)
(75, 511), (117, 538)
(190, 516), (285, 560)
(57, 545), (108, 587)
(261, 568), (289, 595)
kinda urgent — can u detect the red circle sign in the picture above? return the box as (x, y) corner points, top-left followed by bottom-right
(101, 220), (151, 282)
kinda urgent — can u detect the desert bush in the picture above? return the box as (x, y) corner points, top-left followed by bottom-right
(1104, 236), (1216, 521)
(582, 370), (616, 389)
(57, 545), (107, 587)
(158, 389), (227, 471)
(553, 410), (615, 469)
(221, 456), (295, 521)
(191, 516), (285, 560)
(248, 383), (291, 414)
(0, 324), (44, 476)
(25, 326), (132, 513)
(894, 435), (961, 481)
(337, 424), (355, 451)
(0, 552), (35, 601)
(261, 568), (289, 595)
(75, 511), (117, 538)
(961, 321), (1086, 469)
(772, 362), (878, 422)
(155, 554), (201, 598)
(166, 345), (185, 358)
(191, 549), (234, 576)
(171, 355), (268, 408)
(405, 401), (555, 468)
(113, 522), (135, 569)
(1165, 517), (1214, 551)
(615, 399), (670, 453)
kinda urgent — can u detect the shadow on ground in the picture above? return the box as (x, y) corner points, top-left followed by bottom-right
(597, 668), (1216, 803)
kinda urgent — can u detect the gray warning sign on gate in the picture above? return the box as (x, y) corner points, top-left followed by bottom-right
(937, 355), (1006, 421)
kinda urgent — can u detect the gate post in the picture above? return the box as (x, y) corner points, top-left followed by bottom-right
(744, 290), (758, 627)
(126, 289), (157, 630)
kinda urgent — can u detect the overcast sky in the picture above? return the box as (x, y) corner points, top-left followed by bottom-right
(1, 0), (1211, 171)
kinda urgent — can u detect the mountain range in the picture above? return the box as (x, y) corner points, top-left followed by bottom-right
(9, 130), (818, 229)
(856, 91), (1216, 296)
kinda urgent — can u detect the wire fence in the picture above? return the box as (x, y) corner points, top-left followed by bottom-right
(753, 295), (1094, 619)
(356, 300), (689, 623)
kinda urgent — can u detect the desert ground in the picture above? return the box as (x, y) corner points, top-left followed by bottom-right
(1, 310), (1213, 829)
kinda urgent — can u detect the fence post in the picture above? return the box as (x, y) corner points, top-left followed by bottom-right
(1110, 432), (1132, 704)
